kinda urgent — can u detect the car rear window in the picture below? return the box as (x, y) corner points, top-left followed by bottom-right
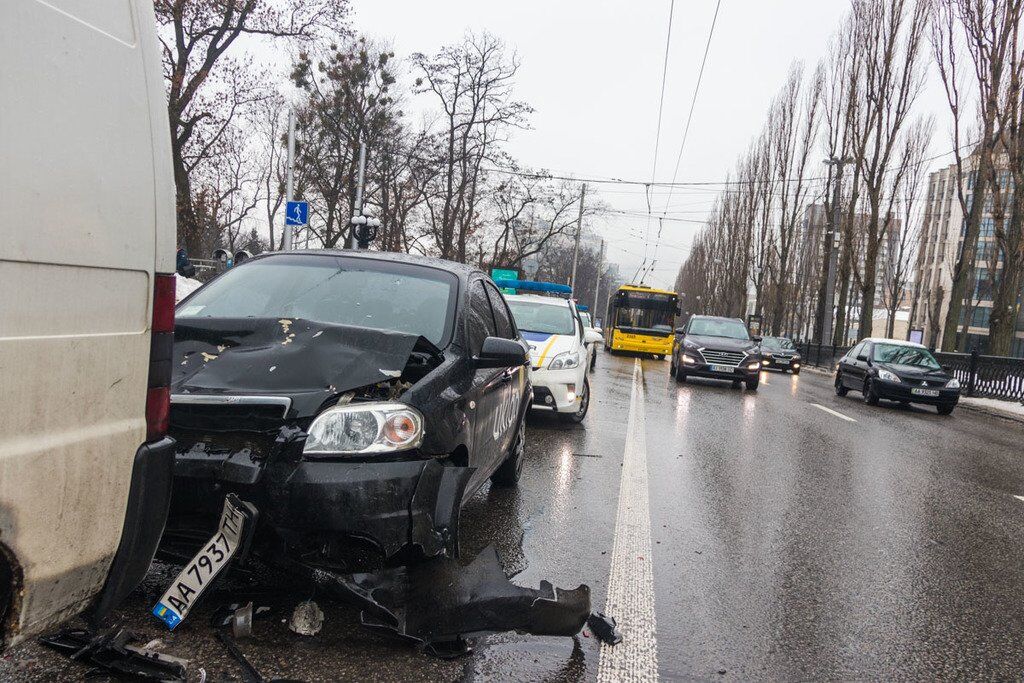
(177, 255), (458, 347)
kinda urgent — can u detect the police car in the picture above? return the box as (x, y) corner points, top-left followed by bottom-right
(501, 281), (601, 423)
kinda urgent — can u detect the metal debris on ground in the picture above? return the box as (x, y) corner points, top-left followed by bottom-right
(294, 545), (591, 657)
(231, 601), (254, 639)
(216, 630), (264, 683)
(586, 611), (623, 645)
(287, 599), (324, 636)
(39, 627), (189, 681)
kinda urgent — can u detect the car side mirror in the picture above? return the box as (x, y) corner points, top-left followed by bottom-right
(584, 329), (604, 344)
(476, 337), (528, 369)
(752, 335), (763, 343)
(674, 327), (687, 335)
(856, 354), (868, 362)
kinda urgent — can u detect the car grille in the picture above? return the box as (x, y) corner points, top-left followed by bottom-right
(699, 349), (746, 366)
(904, 378), (947, 388)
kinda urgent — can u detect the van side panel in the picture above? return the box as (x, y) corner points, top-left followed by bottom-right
(0, 0), (169, 644)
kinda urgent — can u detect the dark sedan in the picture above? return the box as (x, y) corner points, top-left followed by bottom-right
(834, 338), (960, 414)
(761, 336), (802, 374)
(161, 251), (533, 576)
(670, 315), (762, 390)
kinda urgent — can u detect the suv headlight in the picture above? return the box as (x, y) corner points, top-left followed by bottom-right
(877, 369), (901, 383)
(946, 377), (961, 389)
(548, 351), (580, 370)
(304, 402), (424, 456)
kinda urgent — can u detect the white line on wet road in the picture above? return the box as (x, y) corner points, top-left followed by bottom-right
(811, 403), (858, 423)
(598, 358), (659, 682)
(1015, 495), (1024, 503)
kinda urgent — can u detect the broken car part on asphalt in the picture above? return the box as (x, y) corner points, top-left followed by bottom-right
(39, 627), (189, 681)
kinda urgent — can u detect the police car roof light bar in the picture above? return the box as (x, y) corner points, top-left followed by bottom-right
(494, 279), (573, 296)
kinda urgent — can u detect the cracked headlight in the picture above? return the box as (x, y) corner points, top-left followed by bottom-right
(946, 377), (961, 389)
(548, 351), (580, 370)
(304, 402), (424, 456)
(877, 369), (901, 383)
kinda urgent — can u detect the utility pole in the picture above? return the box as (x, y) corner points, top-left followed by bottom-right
(569, 183), (587, 292)
(592, 238), (604, 319)
(348, 138), (368, 249)
(282, 108), (296, 250)
(816, 157), (848, 344)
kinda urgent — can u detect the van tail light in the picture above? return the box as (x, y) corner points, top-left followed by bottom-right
(146, 273), (175, 441)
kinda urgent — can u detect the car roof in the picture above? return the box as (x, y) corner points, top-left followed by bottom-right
(861, 337), (927, 349)
(247, 249), (481, 280)
(690, 315), (743, 323)
(504, 293), (573, 307)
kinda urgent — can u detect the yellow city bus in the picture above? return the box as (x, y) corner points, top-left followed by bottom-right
(605, 285), (679, 358)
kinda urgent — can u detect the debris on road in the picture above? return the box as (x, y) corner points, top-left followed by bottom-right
(287, 600), (324, 637)
(39, 627), (189, 681)
(295, 545), (591, 657)
(587, 612), (623, 645)
(216, 630), (264, 683)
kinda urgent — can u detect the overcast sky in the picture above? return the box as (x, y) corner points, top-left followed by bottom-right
(349, 0), (953, 289)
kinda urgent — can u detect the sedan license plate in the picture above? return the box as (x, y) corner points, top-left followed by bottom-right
(775, 358), (790, 365)
(153, 495), (256, 629)
(709, 364), (734, 373)
(911, 388), (940, 397)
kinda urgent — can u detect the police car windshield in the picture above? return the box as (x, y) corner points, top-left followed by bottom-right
(176, 254), (457, 346)
(507, 300), (575, 336)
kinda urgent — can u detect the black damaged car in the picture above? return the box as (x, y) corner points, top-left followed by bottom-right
(162, 251), (532, 570)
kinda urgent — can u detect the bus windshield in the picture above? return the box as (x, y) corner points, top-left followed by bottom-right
(612, 290), (677, 335)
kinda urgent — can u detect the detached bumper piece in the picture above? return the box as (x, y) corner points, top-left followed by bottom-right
(294, 545), (591, 657)
(39, 627), (189, 681)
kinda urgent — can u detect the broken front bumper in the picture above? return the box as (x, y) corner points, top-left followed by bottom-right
(164, 441), (474, 569)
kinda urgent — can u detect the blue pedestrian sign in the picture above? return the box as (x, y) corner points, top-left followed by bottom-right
(285, 201), (308, 226)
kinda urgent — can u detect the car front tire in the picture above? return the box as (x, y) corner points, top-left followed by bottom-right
(863, 378), (880, 405)
(491, 415), (526, 487)
(835, 373), (848, 396)
(745, 377), (759, 391)
(937, 404), (955, 416)
(674, 362), (687, 383)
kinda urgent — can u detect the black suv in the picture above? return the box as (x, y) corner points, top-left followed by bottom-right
(834, 338), (960, 414)
(670, 315), (763, 390)
(163, 251), (532, 569)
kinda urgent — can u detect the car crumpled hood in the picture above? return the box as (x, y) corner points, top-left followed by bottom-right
(686, 334), (757, 353)
(172, 317), (439, 417)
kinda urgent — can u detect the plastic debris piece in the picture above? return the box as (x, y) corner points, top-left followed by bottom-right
(586, 612), (623, 645)
(231, 601), (254, 640)
(39, 627), (188, 681)
(288, 599), (324, 636)
(216, 630), (263, 683)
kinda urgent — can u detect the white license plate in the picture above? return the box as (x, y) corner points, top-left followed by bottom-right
(775, 358), (790, 365)
(911, 388), (940, 397)
(153, 495), (254, 629)
(709, 364), (735, 373)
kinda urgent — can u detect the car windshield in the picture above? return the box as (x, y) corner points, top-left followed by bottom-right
(762, 336), (796, 351)
(687, 318), (750, 340)
(176, 255), (457, 346)
(872, 343), (941, 369)
(507, 299), (575, 335)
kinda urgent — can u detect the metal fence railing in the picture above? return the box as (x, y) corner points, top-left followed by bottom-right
(794, 341), (1024, 403)
(932, 350), (1024, 402)
(796, 342), (851, 372)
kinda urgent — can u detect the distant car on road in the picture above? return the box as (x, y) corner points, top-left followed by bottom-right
(161, 251), (532, 591)
(761, 336), (802, 374)
(834, 338), (960, 414)
(671, 315), (763, 390)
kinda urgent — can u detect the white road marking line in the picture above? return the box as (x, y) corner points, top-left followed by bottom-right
(1014, 495), (1024, 503)
(811, 403), (858, 423)
(598, 358), (659, 682)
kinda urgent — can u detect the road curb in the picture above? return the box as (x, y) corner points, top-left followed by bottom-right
(957, 400), (1024, 425)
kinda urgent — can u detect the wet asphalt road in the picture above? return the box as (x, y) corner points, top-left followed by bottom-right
(4, 351), (1024, 681)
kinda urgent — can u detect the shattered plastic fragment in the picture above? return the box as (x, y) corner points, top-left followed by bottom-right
(201, 352), (217, 362)
(288, 600), (324, 636)
(379, 368), (402, 378)
(587, 611), (623, 645)
(39, 627), (189, 681)
(295, 546), (590, 655)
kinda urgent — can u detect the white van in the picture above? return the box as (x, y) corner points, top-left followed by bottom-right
(0, 1), (176, 647)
